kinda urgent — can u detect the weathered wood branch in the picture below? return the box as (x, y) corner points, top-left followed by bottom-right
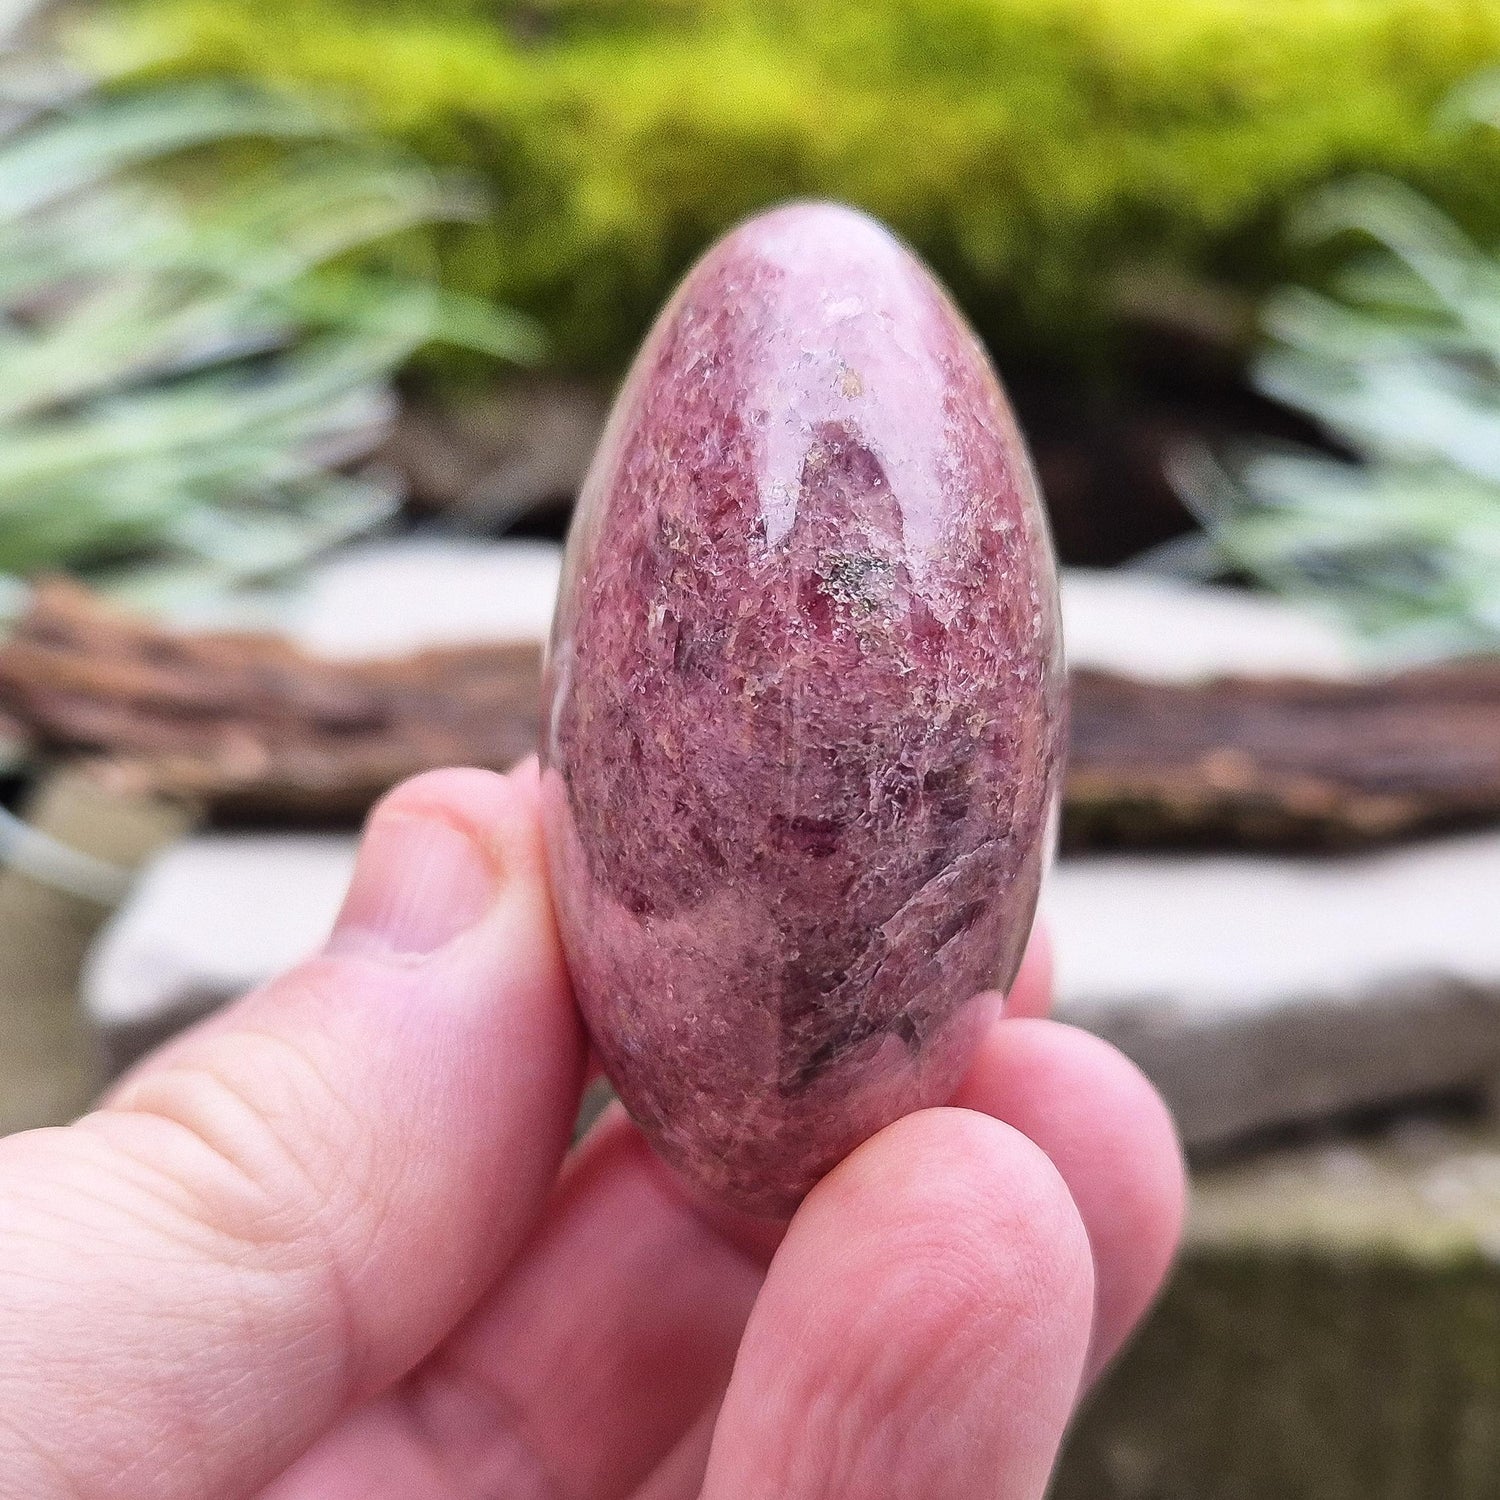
(0, 580), (542, 821)
(3, 579), (1499, 845)
(1065, 665), (1500, 848)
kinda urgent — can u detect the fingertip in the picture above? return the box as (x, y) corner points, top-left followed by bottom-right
(330, 765), (555, 961)
(817, 1107), (1095, 1374)
(1004, 921), (1053, 1019)
(702, 1106), (1094, 1499)
(367, 763), (548, 871)
(509, 752), (544, 795)
(815, 1106), (1091, 1283)
(954, 1019), (1185, 1381)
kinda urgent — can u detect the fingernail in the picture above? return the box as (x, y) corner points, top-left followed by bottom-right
(329, 809), (499, 958)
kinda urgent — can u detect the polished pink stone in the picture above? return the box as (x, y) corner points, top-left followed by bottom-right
(540, 202), (1063, 1216)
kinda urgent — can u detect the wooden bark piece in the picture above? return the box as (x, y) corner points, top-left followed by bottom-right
(386, 382), (609, 529)
(0, 579), (542, 820)
(1065, 662), (1500, 849)
(2, 577), (1499, 846)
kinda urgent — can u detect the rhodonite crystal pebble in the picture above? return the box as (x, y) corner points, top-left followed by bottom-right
(541, 202), (1063, 1216)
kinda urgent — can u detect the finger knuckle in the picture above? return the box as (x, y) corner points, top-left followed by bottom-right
(98, 986), (381, 1359)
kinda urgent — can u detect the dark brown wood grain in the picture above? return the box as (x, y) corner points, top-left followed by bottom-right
(4, 579), (1499, 846)
(0, 579), (542, 821)
(1065, 664), (1500, 848)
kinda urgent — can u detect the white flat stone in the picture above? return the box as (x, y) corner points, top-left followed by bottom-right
(160, 537), (565, 656)
(283, 538), (563, 659)
(87, 826), (1500, 1146)
(84, 835), (356, 1069)
(1058, 568), (1361, 682)
(1049, 832), (1500, 1148)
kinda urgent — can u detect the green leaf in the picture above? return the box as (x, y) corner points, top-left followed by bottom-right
(1170, 160), (1500, 658)
(0, 85), (327, 223)
(0, 16), (536, 602)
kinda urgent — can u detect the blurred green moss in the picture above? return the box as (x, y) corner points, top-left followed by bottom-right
(88, 0), (1500, 372)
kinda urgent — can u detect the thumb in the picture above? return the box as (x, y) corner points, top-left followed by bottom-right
(0, 765), (585, 1500)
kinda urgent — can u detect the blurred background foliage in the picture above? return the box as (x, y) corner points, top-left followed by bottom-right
(0, 0), (539, 610)
(0, 0), (1490, 650)
(85, 0), (1500, 378)
(1170, 163), (1500, 657)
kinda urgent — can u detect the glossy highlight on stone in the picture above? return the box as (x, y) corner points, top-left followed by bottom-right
(541, 202), (1063, 1216)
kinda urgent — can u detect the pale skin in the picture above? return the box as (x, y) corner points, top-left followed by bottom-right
(0, 762), (1185, 1500)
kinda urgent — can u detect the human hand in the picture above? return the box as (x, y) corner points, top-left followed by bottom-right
(0, 763), (1183, 1500)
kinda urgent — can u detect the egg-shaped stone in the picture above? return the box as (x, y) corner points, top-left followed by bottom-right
(540, 202), (1063, 1216)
